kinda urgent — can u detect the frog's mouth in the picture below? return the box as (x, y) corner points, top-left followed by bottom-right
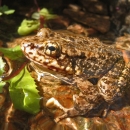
(29, 62), (73, 84)
(30, 62), (61, 76)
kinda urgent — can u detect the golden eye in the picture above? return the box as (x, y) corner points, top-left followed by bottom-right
(44, 42), (61, 57)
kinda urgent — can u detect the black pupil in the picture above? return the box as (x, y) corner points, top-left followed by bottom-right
(48, 46), (56, 51)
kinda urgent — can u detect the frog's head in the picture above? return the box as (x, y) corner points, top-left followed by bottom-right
(21, 28), (76, 74)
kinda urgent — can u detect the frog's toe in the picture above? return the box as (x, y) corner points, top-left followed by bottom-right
(46, 97), (68, 112)
(121, 50), (130, 64)
(54, 113), (68, 122)
(102, 107), (110, 118)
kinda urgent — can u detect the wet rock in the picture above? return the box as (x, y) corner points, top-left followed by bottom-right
(109, 0), (130, 35)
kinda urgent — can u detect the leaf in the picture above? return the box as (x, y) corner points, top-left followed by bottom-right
(40, 8), (50, 14)
(9, 67), (40, 114)
(31, 12), (40, 20)
(18, 19), (40, 35)
(0, 5), (8, 12)
(0, 56), (6, 76)
(0, 5), (15, 15)
(4, 9), (15, 15)
(39, 8), (57, 20)
(32, 8), (57, 20)
(0, 46), (24, 60)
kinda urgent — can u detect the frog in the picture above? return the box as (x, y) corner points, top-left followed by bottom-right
(21, 28), (130, 122)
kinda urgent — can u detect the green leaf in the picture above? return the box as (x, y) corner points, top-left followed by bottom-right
(0, 46), (24, 60)
(18, 19), (40, 35)
(39, 8), (57, 20)
(31, 12), (40, 20)
(0, 5), (15, 15)
(40, 8), (50, 14)
(0, 56), (6, 76)
(4, 9), (15, 15)
(0, 5), (8, 12)
(31, 8), (57, 20)
(9, 67), (40, 114)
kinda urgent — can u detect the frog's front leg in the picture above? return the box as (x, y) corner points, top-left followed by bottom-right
(98, 60), (130, 112)
(46, 79), (104, 122)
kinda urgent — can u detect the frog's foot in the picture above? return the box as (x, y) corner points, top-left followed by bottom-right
(54, 108), (81, 123)
(46, 97), (69, 122)
(121, 50), (130, 64)
(46, 97), (80, 122)
(46, 97), (68, 112)
(101, 104), (111, 118)
(116, 38), (130, 64)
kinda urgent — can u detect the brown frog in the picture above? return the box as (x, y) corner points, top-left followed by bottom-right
(21, 28), (130, 121)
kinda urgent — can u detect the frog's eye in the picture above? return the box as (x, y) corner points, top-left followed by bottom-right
(44, 42), (61, 57)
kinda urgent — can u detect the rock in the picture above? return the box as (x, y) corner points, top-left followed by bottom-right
(67, 23), (97, 36)
(64, 8), (110, 33)
(80, 0), (108, 15)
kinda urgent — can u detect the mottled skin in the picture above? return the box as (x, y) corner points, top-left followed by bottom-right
(21, 28), (130, 121)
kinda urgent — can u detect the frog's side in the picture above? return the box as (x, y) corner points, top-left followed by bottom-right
(21, 28), (130, 121)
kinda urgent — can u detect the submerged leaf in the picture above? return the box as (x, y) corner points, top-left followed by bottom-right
(0, 46), (24, 60)
(9, 67), (40, 114)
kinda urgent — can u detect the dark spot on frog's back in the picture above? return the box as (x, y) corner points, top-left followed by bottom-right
(69, 37), (75, 42)
(28, 52), (33, 55)
(79, 52), (86, 58)
(33, 56), (38, 60)
(49, 33), (55, 37)
(30, 43), (36, 49)
(38, 46), (44, 51)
